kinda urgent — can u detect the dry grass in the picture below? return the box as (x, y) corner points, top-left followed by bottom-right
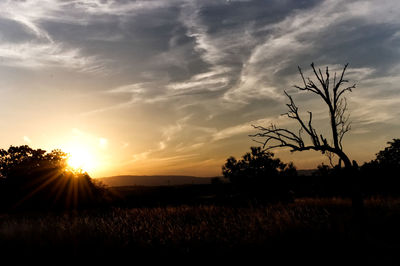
(0, 197), (399, 265)
(0, 204), (329, 248)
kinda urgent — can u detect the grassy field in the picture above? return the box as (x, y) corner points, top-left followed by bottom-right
(1, 197), (400, 265)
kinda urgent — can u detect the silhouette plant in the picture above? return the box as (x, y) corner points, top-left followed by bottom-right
(0, 145), (107, 210)
(361, 139), (400, 195)
(250, 63), (364, 211)
(251, 63), (355, 168)
(374, 139), (400, 168)
(222, 146), (296, 201)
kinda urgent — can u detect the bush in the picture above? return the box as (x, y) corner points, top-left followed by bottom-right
(361, 139), (400, 196)
(222, 147), (296, 201)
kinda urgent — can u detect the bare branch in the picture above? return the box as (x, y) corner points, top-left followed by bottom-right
(311, 63), (326, 90)
(336, 84), (356, 103)
(298, 66), (307, 87)
(283, 91), (320, 145)
(250, 124), (335, 154)
(294, 65), (329, 103)
(325, 66), (330, 91)
(326, 151), (335, 168)
(333, 63), (349, 97)
(251, 62), (355, 169)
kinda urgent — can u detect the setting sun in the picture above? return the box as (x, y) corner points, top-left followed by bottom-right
(65, 146), (97, 173)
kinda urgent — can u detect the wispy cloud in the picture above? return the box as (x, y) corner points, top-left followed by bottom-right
(128, 115), (193, 164)
(179, 2), (226, 66)
(351, 96), (400, 125)
(0, 0), (178, 71)
(23, 136), (32, 143)
(167, 66), (231, 92)
(0, 42), (102, 71)
(70, 0), (175, 16)
(223, 0), (400, 103)
(2, 0), (400, 175)
(212, 116), (289, 142)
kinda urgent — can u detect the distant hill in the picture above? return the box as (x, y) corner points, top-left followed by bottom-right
(98, 170), (315, 187)
(297, 169), (316, 176)
(97, 175), (218, 187)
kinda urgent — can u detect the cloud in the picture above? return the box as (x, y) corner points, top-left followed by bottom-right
(351, 96), (400, 125)
(2, 0), (400, 175)
(70, 0), (175, 16)
(23, 136), (32, 143)
(0, 0), (176, 28)
(222, 0), (400, 103)
(179, 2), (225, 66)
(0, 0), (179, 72)
(0, 1), (87, 70)
(127, 115), (193, 164)
(167, 66), (231, 93)
(0, 42), (102, 71)
(178, 1), (263, 105)
(161, 115), (192, 144)
(81, 79), (174, 116)
(212, 123), (252, 142)
(212, 116), (289, 141)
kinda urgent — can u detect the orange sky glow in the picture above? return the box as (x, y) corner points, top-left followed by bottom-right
(1, 0), (399, 178)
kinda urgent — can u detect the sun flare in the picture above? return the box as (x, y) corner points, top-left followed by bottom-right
(65, 146), (96, 173)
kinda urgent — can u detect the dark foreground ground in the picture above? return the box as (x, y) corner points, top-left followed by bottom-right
(0, 195), (400, 265)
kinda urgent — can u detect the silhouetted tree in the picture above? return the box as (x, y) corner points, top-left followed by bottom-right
(307, 163), (351, 197)
(0, 146), (67, 179)
(361, 139), (400, 195)
(250, 63), (363, 210)
(0, 145), (107, 210)
(222, 146), (296, 201)
(374, 139), (400, 169)
(313, 163), (331, 177)
(251, 63), (355, 168)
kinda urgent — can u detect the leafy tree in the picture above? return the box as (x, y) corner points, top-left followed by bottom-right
(0, 146), (67, 179)
(361, 139), (400, 195)
(222, 147), (293, 182)
(374, 139), (400, 168)
(361, 138), (400, 174)
(0, 145), (107, 210)
(222, 147), (296, 200)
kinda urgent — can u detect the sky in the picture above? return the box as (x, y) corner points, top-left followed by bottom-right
(0, 0), (400, 178)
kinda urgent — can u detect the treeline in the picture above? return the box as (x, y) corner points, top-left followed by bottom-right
(221, 139), (400, 200)
(0, 139), (398, 211)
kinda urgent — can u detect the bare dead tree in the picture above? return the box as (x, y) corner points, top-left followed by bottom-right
(251, 63), (356, 169)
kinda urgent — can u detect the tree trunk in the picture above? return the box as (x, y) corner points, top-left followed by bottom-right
(336, 151), (364, 221)
(350, 160), (364, 219)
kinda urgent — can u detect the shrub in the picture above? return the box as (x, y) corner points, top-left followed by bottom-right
(222, 147), (296, 201)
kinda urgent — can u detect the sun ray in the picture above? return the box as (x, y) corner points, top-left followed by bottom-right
(13, 169), (60, 208)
